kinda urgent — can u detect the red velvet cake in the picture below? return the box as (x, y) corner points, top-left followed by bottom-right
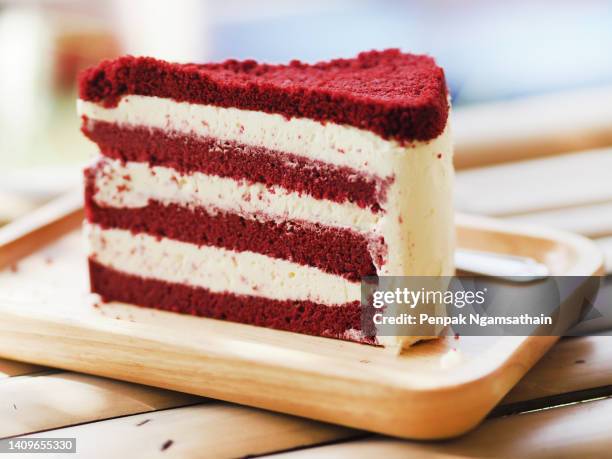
(79, 49), (454, 351)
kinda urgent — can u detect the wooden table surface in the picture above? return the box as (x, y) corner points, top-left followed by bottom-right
(2, 336), (611, 458)
(2, 90), (612, 458)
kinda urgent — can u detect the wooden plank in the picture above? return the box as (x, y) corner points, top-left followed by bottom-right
(0, 212), (603, 439)
(270, 396), (612, 459)
(0, 358), (47, 379)
(23, 403), (358, 459)
(505, 202), (612, 239)
(504, 336), (612, 405)
(0, 372), (201, 438)
(455, 148), (612, 218)
(455, 149), (612, 240)
(0, 191), (82, 270)
(453, 85), (612, 169)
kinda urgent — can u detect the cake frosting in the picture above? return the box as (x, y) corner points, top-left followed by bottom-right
(78, 50), (449, 142)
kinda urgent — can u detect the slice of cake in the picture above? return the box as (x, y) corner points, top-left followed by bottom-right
(78, 49), (454, 351)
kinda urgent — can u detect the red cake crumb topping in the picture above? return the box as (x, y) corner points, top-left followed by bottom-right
(79, 49), (449, 142)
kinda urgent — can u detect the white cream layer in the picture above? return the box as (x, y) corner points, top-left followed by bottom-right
(87, 224), (360, 305)
(78, 95), (446, 177)
(93, 158), (380, 233)
(83, 95), (455, 281)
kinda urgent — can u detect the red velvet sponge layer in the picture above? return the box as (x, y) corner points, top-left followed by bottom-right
(79, 49), (449, 143)
(89, 260), (375, 343)
(85, 169), (383, 281)
(82, 119), (390, 211)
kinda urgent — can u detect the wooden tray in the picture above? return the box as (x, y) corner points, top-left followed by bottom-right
(0, 194), (603, 439)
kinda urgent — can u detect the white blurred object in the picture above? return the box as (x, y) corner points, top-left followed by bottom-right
(0, 165), (82, 200)
(0, 192), (41, 225)
(597, 237), (612, 275)
(0, 4), (116, 199)
(111, 0), (209, 62)
(207, 0), (353, 24)
(0, 6), (52, 164)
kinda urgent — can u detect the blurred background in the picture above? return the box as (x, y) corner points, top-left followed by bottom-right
(0, 0), (611, 247)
